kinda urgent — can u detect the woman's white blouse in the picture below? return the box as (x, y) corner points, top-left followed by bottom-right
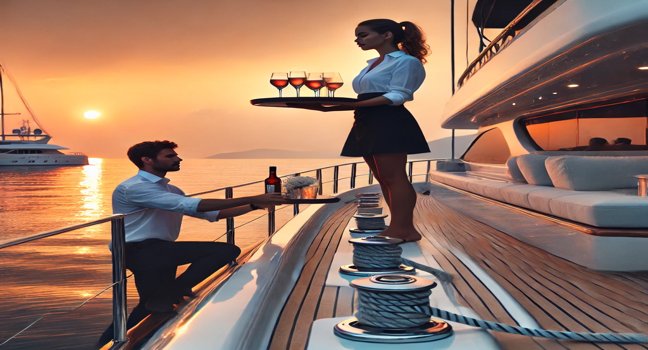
(352, 50), (426, 105)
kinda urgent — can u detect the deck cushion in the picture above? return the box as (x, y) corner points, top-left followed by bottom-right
(506, 156), (527, 183)
(429, 170), (648, 228)
(516, 154), (553, 186)
(549, 192), (648, 227)
(546, 156), (648, 190)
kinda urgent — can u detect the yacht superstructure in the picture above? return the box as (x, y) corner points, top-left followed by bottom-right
(0, 65), (88, 166)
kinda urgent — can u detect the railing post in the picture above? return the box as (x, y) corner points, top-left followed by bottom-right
(369, 169), (374, 184)
(293, 203), (300, 215)
(268, 207), (275, 236)
(408, 161), (414, 183)
(350, 163), (357, 189)
(225, 187), (235, 245)
(110, 215), (127, 344)
(316, 169), (323, 195)
(425, 160), (431, 183)
(333, 166), (339, 193)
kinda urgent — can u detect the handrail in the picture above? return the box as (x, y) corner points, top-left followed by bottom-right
(0, 157), (440, 348)
(0, 214), (126, 249)
(457, 0), (547, 88)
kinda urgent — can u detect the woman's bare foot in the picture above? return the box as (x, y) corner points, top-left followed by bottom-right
(379, 227), (422, 242)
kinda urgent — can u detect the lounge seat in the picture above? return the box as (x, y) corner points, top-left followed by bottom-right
(428, 170), (648, 228)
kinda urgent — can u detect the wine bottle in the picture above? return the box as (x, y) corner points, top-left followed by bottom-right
(264, 166), (281, 193)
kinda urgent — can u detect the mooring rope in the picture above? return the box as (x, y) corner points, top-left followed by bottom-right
(356, 287), (648, 343)
(356, 289), (432, 328)
(349, 241), (648, 344)
(351, 241), (453, 282)
(352, 244), (403, 270)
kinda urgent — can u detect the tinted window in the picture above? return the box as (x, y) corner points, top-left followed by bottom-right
(524, 100), (648, 151)
(462, 128), (511, 164)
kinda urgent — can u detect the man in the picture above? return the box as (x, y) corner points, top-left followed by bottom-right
(99, 140), (284, 345)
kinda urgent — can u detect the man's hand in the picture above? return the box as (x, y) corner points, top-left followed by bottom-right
(249, 193), (286, 211)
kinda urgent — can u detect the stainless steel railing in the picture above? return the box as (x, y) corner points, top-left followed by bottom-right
(0, 158), (438, 348)
(457, 0), (552, 88)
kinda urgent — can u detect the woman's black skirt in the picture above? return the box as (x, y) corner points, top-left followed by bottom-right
(340, 93), (430, 157)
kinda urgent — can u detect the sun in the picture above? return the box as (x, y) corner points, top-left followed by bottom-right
(83, 110), (101, 120)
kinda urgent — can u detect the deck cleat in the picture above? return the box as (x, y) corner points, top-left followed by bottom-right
(339, 236), (415, 276)
(334, 274), (453, 343)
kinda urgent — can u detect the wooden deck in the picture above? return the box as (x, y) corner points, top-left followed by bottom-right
(268, 189), (648, 350)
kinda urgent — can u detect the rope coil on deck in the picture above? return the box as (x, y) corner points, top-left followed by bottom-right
(339, 236), (415, 276)
(352, 242), (402, 270)
(340, 274), (648, 344)
(356, 289), (432, 328)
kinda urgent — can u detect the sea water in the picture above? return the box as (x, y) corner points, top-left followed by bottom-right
(0, 157), (363, 349)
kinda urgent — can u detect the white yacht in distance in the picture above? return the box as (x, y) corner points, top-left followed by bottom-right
(0, 65), (88, 166)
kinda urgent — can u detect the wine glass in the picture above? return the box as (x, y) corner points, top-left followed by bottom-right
(305, 72), (325, 97)
(288, 71), (307, 98)
(323, 72), (344, 97)
(270, 72), (289, 97)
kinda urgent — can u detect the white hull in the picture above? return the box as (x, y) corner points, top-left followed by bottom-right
(0, 153), (88, 166)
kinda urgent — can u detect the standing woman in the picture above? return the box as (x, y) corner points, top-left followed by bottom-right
(337, 19), (430, 242)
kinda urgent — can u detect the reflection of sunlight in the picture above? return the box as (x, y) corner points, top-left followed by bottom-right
(78, 158), (104, 223)
(75, 247), (91, 255)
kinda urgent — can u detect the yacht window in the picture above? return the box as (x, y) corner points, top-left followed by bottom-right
(523, 100), (648, 151)
(462, 128), (511, 164)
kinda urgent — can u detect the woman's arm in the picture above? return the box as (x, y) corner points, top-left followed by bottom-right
(319, 96), (392, 112)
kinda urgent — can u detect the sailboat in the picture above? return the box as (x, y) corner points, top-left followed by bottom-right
(0, 65), (88, 166)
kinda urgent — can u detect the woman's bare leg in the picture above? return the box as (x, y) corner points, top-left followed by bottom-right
(372, 153), (421, 242)
(363, 156), (391, 209)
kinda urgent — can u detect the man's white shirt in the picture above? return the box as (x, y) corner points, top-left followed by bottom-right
(112, 170), (219, 243)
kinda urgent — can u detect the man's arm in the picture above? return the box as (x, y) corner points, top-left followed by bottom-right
(196, 193), (284, 212)
(216, 201), (275, 219)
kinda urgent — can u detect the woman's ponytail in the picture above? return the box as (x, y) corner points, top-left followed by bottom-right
(399, 21), (429, 63)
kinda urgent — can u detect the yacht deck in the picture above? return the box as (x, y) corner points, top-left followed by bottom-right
(269, 185), (648, 350)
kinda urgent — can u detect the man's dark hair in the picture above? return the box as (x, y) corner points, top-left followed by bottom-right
(127, 140), (178, 168)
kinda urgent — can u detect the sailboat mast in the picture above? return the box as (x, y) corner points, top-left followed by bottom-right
(1, 65), (5, 141)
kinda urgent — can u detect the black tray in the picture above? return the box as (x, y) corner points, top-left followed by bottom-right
(251, 97), (356, 111)
(284, 197), (341, 204)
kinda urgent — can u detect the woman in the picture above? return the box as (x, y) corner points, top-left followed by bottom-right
(331, 18), (430, 242)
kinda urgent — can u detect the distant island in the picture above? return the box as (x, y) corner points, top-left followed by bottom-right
(206, 135), (475, 159)
(409, 134), (476, 159)
(207, 148), (341, 159)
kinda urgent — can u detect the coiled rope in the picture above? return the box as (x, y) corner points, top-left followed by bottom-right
(352, 243), (403, 270)
(350, 241), (648, 344)
(351, 240), (453, 282)
(355, 286), (648, 343)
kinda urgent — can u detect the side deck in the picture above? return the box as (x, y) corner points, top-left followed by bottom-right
(270, 185), (648, 350)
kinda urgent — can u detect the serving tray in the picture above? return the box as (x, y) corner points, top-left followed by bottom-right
(251, 97), (356, 111)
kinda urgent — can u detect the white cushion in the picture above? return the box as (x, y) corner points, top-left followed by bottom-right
(516, 154), (553, 186)
(500, 184), (545, 208)
(549, 192), (648, 227)
(546, 156), (648, 190)
(506, 156), (527, 183)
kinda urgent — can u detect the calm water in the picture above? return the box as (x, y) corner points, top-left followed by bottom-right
(0, 157), (368, 349)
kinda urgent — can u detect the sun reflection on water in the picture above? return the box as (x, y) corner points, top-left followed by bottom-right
(78, 158), (104, 223)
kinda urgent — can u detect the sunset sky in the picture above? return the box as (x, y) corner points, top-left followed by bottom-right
(1, 0), (480, 158)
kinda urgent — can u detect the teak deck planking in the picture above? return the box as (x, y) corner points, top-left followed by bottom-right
(268, 190), (648, 350)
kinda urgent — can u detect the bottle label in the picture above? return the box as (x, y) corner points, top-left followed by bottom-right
(266, 185), (275, 193)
